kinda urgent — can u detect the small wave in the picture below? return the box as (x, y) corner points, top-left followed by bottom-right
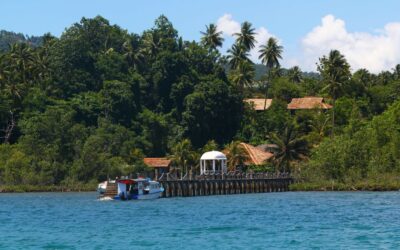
(98, 196), (113, 201)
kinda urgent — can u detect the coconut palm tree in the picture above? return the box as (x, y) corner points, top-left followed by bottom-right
(170, 139), (197, 179)
(202, 140), (219, 152)
(258, 37), (283, 109)
(258, 37), (283, 70)
(142, 32), (160, 58)
(0, 54), (10, 89)
(353, 68), (371, 88)
(227, 43), (251, 70)
(268, 126), (308, 173)
(225, 141), (249, 171)
(234, 21), (256, 51)
(317, 50), (351, 136)
(123, 39), (145, 70)
(9, 43), (34, 84)
(200, 24), (224, 51)
(287, 66), (302, 83)
(307, 112), (331, 146)
(229, 60), (255, 89)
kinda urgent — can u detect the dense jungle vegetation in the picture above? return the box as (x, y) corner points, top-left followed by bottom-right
(1, 16), (399, 190)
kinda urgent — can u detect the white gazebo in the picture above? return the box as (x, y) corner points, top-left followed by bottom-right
(200, 151), (227, 175)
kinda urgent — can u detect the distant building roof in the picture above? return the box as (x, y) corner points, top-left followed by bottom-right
(239, 142), (274, 165)
(244, 98), (273, 110)
(143, 158), (171, 168)
(287, 97), (332, 110)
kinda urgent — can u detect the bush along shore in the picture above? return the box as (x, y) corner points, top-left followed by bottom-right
(0, 183), (97, 193)
(290, 174), (400, 191)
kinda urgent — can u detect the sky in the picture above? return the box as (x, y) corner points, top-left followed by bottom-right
(3, 0), (400, 73)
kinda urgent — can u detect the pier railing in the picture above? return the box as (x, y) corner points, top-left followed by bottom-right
(158, 171), (290, 181)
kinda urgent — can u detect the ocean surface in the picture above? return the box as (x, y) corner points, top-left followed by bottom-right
(1, 192), (399, 249)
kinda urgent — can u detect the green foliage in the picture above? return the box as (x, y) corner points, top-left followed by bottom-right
(269, 77), (302, 102)
(307, 100), (400, 182)
(238, 99), (290, 145)
(170, 139), (198, 177)
(225, 141), (249, 171)
(182, 79), (243, 147)
(1, 15), (399, 188)
(202, 140), (219, 152)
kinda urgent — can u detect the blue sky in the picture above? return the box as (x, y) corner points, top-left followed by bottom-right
(3, 0), (400, 72)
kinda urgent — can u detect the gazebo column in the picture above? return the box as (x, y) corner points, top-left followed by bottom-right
(212, 160), (215, 172)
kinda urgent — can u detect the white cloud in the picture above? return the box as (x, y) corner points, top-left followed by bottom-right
(216, 14), (241, 36)
(300, 14), (400, 73)
(216, 14), (278, 63)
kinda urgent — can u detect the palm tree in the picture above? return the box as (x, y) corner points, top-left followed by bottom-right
(234, 21), (256, 51)
(9, 43), (34, 84)
(268, 126), (308, 173)
(307, 112), (331, 146)
(202, 140), (219, 152)
(229, 60), (255, 89)
(317, 50), (351, 136)
(170, 139), (197, 179)
(226, 43), (251, 70)
(142, 32), (160, 58)
(258, 37), (283, 109)
(200, 24), (224, 51)
(258, 37), (283, 69)
(225, 141), (249, 171)
(123, 39), (145, 70)
(0, 54), (10, 89)
(353, 68), (371, 88)
(287, 66), (302, 83)
(33, 51), (51, 83)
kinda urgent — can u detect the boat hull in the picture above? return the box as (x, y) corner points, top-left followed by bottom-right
(112, 188), (164, 200)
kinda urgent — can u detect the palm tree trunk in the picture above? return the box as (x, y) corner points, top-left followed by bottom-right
(264, 69), (270, 109)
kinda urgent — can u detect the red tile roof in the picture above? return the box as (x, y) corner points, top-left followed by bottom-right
(240, 143), (274, 165)
(287, 97), (332, 110)
(143, 158), (171, 168)
(244, 99), (273, 110)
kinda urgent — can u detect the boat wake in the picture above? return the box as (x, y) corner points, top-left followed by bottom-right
(98, 196), (113, 201)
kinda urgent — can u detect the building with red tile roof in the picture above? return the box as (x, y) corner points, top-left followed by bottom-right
(287, 97), (332, 110)
(143, 158), (171, 180)
(244, 98), (273, 111)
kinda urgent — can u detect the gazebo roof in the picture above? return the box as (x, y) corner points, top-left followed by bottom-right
(200, 151), (227, 160)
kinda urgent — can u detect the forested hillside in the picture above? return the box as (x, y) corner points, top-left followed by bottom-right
(0, 30), (43, 51)
(0, 16), (399, 189)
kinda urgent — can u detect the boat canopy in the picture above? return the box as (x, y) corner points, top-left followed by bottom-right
(117, 179), (135, 185)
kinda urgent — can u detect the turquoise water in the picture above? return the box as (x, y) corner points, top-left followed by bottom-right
(1, 192), (400, 249)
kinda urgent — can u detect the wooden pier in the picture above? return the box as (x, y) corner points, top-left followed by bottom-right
(158, 172), (292, 198)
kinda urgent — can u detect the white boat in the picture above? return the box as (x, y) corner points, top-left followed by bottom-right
(99, 178), (164, 200)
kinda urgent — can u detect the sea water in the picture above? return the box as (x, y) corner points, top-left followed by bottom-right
(1, 192), (399, 249)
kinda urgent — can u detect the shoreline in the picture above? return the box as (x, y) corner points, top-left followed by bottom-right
(1, 183), (400, 193)
(290, 182), (400, 192)
(0, 185), (96, 193)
